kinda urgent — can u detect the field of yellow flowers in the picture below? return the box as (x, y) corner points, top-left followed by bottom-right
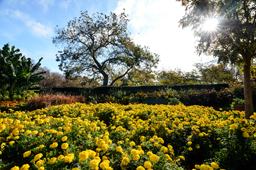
(0, 103), (256, 170)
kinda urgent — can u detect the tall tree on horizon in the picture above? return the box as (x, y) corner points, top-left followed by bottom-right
(53, 10), (159, 86)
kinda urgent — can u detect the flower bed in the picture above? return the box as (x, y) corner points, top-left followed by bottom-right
(0, 103), (256, 170)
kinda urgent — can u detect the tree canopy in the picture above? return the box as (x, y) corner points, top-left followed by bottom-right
(53, 10), (159, 86)
(177, 0), (256, 118)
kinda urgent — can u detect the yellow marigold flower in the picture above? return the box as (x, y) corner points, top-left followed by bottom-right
(149, 138), (154, 142)
(1, 143), (6, 148)
(31, 130), (38, 135)
(195, 164), (200, 169)
(49, 157), (57, 164)
(130, 141), (135, 146)
(50, 142), (58, 149)
(154, 142), (160, 147)
(0, 124), (6, 132)
(33, 153), (43, 162)
(116, 146), (122, 153)
(188, 147), (193, 151)
(199, 133), (204, 137)
(38, 133), (44, 137)
(243, 131), (250, 138)
(211, 162), (219, 169)
(158, 137), (164, 144)
(24, 130), (31, 135)
(88, 150), (96, 158)
(180, 156), (185, 161)
(100, 160), (109, 169)
(117, 141), (123, 145)
(229, 124), (238, 130)
(136, 166), (145, 170)
(200, 164), (213, 170)
(102, 144), (109, 152)
(131, 149), (139, 155)
(90, 159), (100, 168)
(61, 143), (69, 150)
(165, 154), (172, 161)
(144, 161), (152, 169)
(102, 156), (108, 160)
(149, 154), (159, 163)
(72, 168), (80, 170)
(63, 154), (74, 163)
(140, 136), (145, 141)
(20, 164), (30, 170)
(62, 136), (68, 142)
(196, 144), (200, 149)
(187, 141), (192, 145)
(122, 157), (130, 165)
(103, 135), (109, 141)
(57, 132), (63, 136)
(132, 154), (140, 161)
(139, 149), (145, 155)
(38, 167), (44, 170)
(153, 135), (158, 140)
(79, 151), (89, 162)
(58, 155), (64, 160)
(35, 160), (45, 168)
(23, 151), (31, 158)
(9, 141), (15, 145)
(12, 129), (19, 136)
(11, 166), (20, 170)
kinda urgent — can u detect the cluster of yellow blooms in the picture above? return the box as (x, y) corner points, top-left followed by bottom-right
(0, 102), (255, 169)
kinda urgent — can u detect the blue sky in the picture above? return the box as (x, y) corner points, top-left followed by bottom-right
(0, 0), (214, 74)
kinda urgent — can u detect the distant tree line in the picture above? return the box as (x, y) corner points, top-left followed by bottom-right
(35, 61), (247, 88)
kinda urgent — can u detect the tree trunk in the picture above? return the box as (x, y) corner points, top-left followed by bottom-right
(243, 57), (254, 119)
(101, 71), (108, 86)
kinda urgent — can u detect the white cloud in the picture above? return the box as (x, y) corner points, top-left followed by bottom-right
(114, 0), (215, 72)
(5, 9), (53, 37)
(37, 0), (54, 12)
(60, 0), (72, 9)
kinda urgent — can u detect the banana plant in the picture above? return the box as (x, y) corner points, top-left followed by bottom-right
(0, 43), (45, 100)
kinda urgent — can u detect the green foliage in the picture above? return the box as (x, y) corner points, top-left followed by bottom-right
(195, 63), (237, 84)
(0, 43), (45, 100)
(157, 69), (200, 86)
(168, 98), (180, 105)
(0, 89), (38, 102)
(230, 98), (245, 110)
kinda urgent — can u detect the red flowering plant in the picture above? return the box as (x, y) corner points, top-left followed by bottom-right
(0, 100), (27, 112)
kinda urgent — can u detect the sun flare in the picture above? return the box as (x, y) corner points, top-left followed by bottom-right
(202, 18), (219, 31)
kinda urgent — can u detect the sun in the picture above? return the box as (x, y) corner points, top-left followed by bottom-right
(202, 18), (219, 31)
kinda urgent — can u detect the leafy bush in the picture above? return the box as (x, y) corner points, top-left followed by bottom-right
(230, 98), (245, 110)
(0, 89), (38, 102)
(168, 97), (180, 105)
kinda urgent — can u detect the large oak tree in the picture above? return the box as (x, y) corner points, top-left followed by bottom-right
(177, 0), (256, 118)
(53, 10), (159, 86)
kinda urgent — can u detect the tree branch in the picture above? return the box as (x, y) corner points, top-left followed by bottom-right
(109, 67), (133, 86)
